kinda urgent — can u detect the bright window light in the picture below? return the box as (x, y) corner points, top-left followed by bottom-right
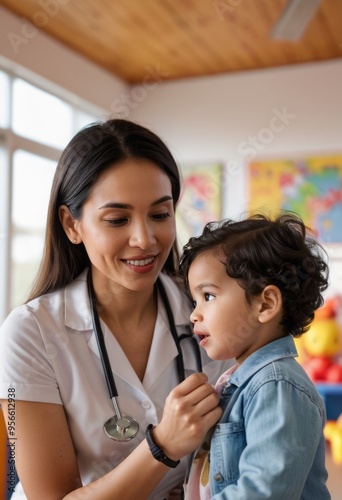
(11, 150), (57, 307)
(12, 78), (73, 149)
(12, 150), (56, 229)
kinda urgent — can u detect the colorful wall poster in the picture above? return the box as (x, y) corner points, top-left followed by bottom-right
(176, 163), (222, 250)
(248, 155), (342, 243)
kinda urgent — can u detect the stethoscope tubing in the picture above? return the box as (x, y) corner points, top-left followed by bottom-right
(87, 272), (121, 405)
(156, 278), (203, 380)
(155, 278), (186, 383)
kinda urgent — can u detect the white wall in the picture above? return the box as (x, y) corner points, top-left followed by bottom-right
(0, 5), (127, 114)
(129, 60), (342, 295)
(129, 60), (342, 214)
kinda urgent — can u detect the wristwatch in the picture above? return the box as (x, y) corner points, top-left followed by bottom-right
(145, 424), (180, 468)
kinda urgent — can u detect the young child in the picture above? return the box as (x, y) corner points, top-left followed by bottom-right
(180, 213), (331, 499)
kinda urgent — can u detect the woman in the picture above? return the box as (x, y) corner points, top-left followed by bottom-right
(0, 119), (229, 499)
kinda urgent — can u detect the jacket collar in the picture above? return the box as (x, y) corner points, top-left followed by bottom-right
(228, 335), (298, 388)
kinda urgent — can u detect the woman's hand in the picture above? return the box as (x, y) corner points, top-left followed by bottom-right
(153, 372), (222, 461)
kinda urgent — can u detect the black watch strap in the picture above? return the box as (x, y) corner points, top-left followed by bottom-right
(145, 424), (180, 468)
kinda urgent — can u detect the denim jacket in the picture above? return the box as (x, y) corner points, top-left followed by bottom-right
(209, 336), (330, 499)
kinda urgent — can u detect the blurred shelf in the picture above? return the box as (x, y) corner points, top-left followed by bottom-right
(316, 383), (342, 420)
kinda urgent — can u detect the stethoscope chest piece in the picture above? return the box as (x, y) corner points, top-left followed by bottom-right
(104, 414), (139, 442)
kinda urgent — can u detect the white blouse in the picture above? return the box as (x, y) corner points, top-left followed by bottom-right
(0, 270), (231, 500)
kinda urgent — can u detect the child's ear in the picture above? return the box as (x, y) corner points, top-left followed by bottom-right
(257, 285), (282, 323)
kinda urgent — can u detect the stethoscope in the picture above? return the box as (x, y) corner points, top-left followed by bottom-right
(87, 271), (202, 442)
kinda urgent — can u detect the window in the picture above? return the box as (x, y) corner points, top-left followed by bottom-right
(11, 151), (56, 306)
(0, 68), (104, 321)
(12, 78), (73, 149)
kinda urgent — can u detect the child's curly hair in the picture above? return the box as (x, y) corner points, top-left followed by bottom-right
(179, 212), (329, 337)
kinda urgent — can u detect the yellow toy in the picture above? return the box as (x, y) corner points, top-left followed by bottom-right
(324, 415), (342, 464)
(298, 297), (342, 383)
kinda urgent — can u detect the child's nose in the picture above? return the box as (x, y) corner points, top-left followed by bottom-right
(190, 307), (199, 323)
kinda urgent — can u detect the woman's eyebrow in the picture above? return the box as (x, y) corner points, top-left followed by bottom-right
(151, 195), (173, 207)
(99, 195), (173, 210)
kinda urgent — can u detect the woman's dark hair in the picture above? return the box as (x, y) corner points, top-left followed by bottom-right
(27, 119), (181, 301)
(180, 213), (329, 337)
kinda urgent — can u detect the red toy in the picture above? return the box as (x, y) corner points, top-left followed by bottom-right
(301, 297), (342, 383)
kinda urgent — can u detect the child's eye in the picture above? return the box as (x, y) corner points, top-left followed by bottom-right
(151, 212), (171, 221)
(192, 301), (197, 308)
(204, 293), (215, 302)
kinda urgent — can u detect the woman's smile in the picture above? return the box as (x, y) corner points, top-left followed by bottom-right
(122, 255), (158, 273)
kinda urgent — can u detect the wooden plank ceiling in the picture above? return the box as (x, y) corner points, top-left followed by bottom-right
(1, 0), (342, 84)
